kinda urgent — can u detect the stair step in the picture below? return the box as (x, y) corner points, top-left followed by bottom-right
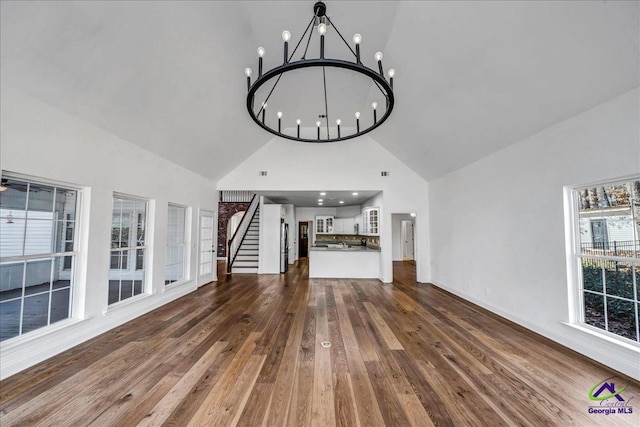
(235, 255), (258, 261)
(233, 261), (258, 268)
(231, 267), (258, 274)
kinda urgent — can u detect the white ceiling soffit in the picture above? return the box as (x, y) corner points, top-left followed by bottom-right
(1, 1), (638, 182)
(259, 190), (379, 207)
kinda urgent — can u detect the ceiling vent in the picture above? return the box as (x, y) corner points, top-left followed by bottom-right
(381, 171), (390, 177)
(259, 171), (268, 176)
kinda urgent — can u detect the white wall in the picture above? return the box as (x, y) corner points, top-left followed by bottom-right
(429, 88), (640, 379)
(336, 205), (361, 218)
(0, 85), (218, 379)
(219, 137), (430, 283)
(392, 214), (414, 261)
(258, 203), (282, 274)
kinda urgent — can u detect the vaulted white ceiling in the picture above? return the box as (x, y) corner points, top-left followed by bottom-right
(1, 1), (638, 182)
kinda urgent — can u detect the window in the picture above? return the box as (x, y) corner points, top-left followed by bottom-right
(166, 204), (188, 285)
(570, 178), (640, 343)
(0, 177), (79, 341)
(109, 196), (147, 304)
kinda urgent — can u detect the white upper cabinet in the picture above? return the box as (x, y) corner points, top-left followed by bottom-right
(333, 217), (355, 234)
(316, 215), (334, 234)
(361, 207), (380, 235)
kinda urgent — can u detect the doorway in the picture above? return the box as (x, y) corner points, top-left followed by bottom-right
(391, 213), (416, 263)
(298, 221), (310, 258)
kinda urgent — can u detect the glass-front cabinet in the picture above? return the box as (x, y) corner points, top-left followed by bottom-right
(361, 207), (380, 235)
(316, 215), (334, 234)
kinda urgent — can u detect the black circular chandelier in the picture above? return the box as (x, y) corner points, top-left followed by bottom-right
(244, 1), (395, 143)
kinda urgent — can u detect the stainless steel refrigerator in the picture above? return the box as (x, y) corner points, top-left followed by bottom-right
(280, 222), (289, 273)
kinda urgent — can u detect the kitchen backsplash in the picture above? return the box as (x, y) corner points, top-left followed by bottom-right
(315, 234), (380, 248)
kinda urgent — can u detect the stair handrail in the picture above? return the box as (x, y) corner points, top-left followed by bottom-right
(227, 194), (259, 273)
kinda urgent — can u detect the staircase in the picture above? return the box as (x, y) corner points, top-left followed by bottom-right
(227, 194), (260, 274)
(231, 208), (260, 273)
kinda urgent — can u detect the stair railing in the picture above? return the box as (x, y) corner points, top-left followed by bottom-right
(227, 194), (260, 273)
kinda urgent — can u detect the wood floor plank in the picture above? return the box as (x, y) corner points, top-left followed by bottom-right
(311, 284), (336, 427)
(1, 260), (638, 427)
(135, 341), (228, 427)
(186, 331), (262, 426)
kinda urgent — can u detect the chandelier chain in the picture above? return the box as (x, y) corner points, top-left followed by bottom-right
(322, 66), (329, 139)
(325, 16), (357, 60)
(301, 15), (315, 60)
(290, 16), (315, 62)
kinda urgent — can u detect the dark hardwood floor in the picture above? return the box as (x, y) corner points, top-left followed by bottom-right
(0, 260), (638, 426)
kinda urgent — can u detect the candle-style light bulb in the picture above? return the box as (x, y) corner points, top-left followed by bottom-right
(296, 119), (301, 125)
(388, 68), (395, 89)
(282, 31), (291, 63)
(375, 52), (384, 75)
(257, 47), (265, 76)
(336, 119), (341, 125)
(262, 102), (267, 109)
(371, 102), (378, 110)
(355, 111), (360, 119)
(316, 121), (321, 127)
(318, 23), (327, 35)
(244, 67), (252, 91)
(372, 102), (378, 123)
(353, 34), (362, 63)
(277, 111), (283, 119)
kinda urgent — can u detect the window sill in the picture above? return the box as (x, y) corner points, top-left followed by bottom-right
(562, 322), (640, 353)
(163, 279), (191, 291)
(0, 317), (91, 352)
(103, 292), (152, 315)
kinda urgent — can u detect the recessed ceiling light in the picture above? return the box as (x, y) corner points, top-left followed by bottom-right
(339, 201), (344, 204)
(318, 202), (323, 205)
(352, 192), (358, 196)
(410, 212), (417, 217)
(318, 199), (323, 202)
(320, 192), (326, 196)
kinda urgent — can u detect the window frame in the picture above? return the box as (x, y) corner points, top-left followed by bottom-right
(0, 172), (82, 342)
(108, 193), (149, 305)
(165, 203), (190, 286)
(566, 175), (640, 348)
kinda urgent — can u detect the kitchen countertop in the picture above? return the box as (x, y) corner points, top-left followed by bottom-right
(310, 246), (381, 252)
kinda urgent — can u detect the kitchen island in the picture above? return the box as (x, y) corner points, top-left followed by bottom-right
(309, 245), (380, 279)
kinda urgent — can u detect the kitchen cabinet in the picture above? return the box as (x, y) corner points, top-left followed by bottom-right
(333, 217), (355, 234)
(316, 215), (334, 234)
(361, 207), (380, 235)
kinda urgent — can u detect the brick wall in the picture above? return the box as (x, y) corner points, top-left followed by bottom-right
(218, 202), (250, 257)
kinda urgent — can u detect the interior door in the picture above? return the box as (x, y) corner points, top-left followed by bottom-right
(299, 221), (309, 258)
(402, 220), (415, 260)
(198, 210), (216, 286)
